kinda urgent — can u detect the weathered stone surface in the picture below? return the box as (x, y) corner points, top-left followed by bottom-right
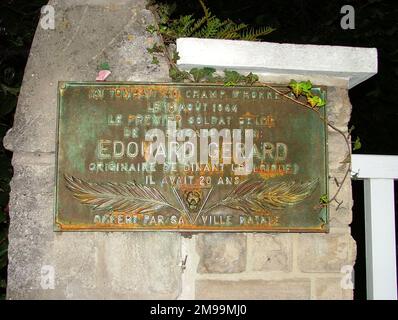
(6, 0), (181, 300)
(325, 86), (353, 227)
(326, 87), (351, 174)
(8, 232), (181, 299)
(90, 9), (169, 82)
(7, 153), (55, 242)
(196, 234), (246, 273)
(3, 0), (167, 153)
(297, 231), (356, 273)
(7, 152), (182, 299)
(196, 279), (311, 300)
(247, 234), (292, 272)
(328, 172), (353, 227)
(102, 233), (181, 298)
(315, 277), (353, 300)
(327, 130), (350, 171)
(327, 87), (352, 130)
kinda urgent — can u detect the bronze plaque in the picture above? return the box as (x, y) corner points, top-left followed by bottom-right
(55, 82), (328, 232)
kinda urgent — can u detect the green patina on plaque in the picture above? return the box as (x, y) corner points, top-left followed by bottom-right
(55, 82), (328, 232)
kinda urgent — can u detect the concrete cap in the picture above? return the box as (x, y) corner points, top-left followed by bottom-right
(176, 38), (378, 88)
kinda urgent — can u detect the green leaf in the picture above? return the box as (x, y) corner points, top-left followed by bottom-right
(319, 194), (329, 204)
(159, 25), (168, 33)
(244, 72), (259, 85)
(169, 66), (191, 82)
(317, 97), (326, 107)
(189, 67), (216, 82)
(223, 81), (236, 87)
(300, 80), (312, 95)
(288, 80), (302, 97)
(172, 50), (180, 63)
(151, 56), (159, 65)
(288, 80), (314, 99)
(353, 136), (362, 151)
(240, 26), (275, 41)
(223, 70), (244, 84)
(187, 16), (209, 37)
(158, 0), (273, 42)
(173, 15), (195, 37)
(146, 44), (163, 54)
(189, 68), (202, 82)
(146, 25), (157, 34)
(307, 95), (326, 108)
(98, 62), (110, 71)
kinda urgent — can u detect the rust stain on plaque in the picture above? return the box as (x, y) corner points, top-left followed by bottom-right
(55, 82), (328, 232)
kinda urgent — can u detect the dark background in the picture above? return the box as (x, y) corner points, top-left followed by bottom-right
(1, 0), (397, 299)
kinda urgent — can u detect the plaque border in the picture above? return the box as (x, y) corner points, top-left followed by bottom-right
(54, 81), (329, 233)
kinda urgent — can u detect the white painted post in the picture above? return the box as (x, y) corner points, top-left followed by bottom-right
(352, 154), (398, 300)
(364, 179), (397, 300)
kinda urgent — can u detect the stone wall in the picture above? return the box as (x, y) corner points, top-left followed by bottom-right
(179, 86), (356, 300)
(4, 0), (357, 299)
